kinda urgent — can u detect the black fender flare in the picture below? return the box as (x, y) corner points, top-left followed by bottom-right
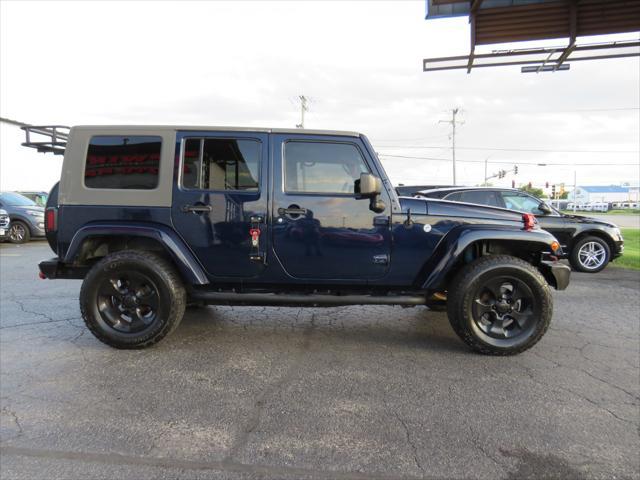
(64, 223), (209, 285)
(420, 224), (557, 290)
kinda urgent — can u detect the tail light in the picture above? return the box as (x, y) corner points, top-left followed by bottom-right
(522, 213), (537, 231)
(45, 207), (57, 232)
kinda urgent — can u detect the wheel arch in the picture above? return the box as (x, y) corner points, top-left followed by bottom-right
(64, 223), (209, 285)
(419, 225), (557, 291)
(569, 229), (616, 255)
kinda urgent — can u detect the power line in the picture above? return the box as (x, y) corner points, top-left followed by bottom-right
(476, 107), (640, 114)
(378, 153), (639, 166)
(375, 145), (639, 154)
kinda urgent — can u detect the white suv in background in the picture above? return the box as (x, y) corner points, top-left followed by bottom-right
(0, 209), (10, 242)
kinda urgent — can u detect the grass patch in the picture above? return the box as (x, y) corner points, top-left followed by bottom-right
(612, 228), (640, 270)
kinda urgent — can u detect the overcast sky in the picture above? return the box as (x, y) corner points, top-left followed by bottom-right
(1, 0), (638, 193)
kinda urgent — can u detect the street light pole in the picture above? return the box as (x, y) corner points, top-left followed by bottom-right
(573, 170), (577, 213)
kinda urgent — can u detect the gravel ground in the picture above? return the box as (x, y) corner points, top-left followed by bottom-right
(1, 241), (638, 480)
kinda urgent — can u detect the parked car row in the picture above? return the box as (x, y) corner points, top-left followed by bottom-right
(565, 201), (639, 212)
(406, 186), (624, 273)
(0, 192), (46, 244)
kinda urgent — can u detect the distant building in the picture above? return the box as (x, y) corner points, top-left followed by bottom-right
(569, 186), (639, 204)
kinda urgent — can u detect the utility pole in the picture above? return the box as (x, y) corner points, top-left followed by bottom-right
(296, 95), (309, 129)
(439, 108), (463, 185)
(573, 170), (577, 213)
(483, 155), (492, 185)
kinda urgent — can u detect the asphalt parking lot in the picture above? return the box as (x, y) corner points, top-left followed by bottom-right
(1, 241), (638, 480)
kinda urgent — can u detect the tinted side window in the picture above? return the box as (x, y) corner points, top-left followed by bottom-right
(182, 138), (260, 191)
(501, 192), (543, 214)
(284, 142), (369, 194)
(444, 192), (463, 202)
(85, 136), (161, 189)
(459, 190), (500, 207)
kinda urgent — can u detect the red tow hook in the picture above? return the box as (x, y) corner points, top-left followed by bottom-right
(38, 271), (46, 279)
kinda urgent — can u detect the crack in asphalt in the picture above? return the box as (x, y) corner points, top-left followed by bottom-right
(388, 400), (426, 476)
(446, 384), (509, 473)
(0, 406), (24, 440)
(515, 362), (638, 427)
(222, 319), (316, 463)
(529, 349), (639, 401)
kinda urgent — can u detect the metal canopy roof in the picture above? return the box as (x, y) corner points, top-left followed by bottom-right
(424, 0), (640, 72)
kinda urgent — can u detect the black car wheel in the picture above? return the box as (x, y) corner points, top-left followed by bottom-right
(569, 236), (610, 273)
(8, 221), (30, 244)
(447, 255), (552, 355)
(80, 250), (186, 349)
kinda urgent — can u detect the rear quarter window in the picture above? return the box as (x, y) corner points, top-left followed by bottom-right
(84, 136), (162, 189)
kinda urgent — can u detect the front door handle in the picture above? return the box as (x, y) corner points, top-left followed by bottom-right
(278, 206), (308, 217)
(181, 204), (212, 214)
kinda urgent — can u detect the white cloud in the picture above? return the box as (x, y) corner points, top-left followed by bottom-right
(1, 0), (638, 191)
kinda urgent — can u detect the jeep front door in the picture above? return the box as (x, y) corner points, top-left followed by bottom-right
(271, 135), (391, 281)
(171, 131), (268, 279)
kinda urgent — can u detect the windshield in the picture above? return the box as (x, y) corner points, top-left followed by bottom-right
(0, 192), (39, 207)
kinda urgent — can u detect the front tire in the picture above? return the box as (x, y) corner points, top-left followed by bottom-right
(569, 236), (610, 273)
(8, 221), (30, 244)
(447, 255), (553, 356)
(80, 250), (186, 349)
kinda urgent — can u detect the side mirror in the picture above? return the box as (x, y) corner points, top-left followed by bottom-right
(355, 173), (385, 213)
(538, 203), (553, 215)
(356, 172), (382, 198)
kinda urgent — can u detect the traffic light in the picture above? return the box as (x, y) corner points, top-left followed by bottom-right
(514, 165), (518, 175)
(511, 180), (515, 188)
(552, 184), (556, 197)
(545, 182), (549, 188)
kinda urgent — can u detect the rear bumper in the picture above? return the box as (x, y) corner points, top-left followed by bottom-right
(39, 258), (88, 280)
(539, 260), (571, 290)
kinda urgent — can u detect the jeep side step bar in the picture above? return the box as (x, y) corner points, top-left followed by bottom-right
(189, 291), (427, 307)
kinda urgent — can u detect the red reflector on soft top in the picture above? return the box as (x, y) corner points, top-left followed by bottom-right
(522, 213), (537, 231)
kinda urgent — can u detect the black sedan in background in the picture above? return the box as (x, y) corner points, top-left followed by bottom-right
(413, 187), (624, 273)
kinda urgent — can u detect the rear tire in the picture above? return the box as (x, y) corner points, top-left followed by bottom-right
(8, 221), (30, 244)
(447, 255), (553, 356)
(80, 250), (186, 349)
(569, 236), (610, 273)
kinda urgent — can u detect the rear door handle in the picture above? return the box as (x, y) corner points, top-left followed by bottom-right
(181, 204), (212, 213)
(278, 207), (308, 217)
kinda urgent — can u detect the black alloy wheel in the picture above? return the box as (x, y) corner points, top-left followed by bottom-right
(96, 272), (160, 334)
(471, 277), (538, 341)
(447, 255), (553, 355)
(80, 250), (186, 349)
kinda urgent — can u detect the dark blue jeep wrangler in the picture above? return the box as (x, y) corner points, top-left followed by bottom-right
(25, 125), (570, 355)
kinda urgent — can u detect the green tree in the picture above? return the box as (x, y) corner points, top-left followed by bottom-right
(519, 185), (545, 198)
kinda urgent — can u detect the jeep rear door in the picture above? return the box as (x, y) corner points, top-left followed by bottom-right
(171, 131), (269, 279)
(270, 134), (392, 281)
